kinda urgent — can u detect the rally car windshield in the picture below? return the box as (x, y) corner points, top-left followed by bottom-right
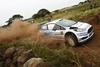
(57, 19), (76, 27)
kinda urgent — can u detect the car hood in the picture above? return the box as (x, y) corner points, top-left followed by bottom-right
(71, 22), (91, 29)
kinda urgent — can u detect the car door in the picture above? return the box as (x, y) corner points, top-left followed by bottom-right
(40, 24), (50, 35)
(47, 24), (65, 40)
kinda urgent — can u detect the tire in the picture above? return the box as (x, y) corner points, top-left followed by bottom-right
(65, 34), (78, 47)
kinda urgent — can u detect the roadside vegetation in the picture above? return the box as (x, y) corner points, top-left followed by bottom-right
(0, 39), (100, 67)
(33, 0), (100, 23)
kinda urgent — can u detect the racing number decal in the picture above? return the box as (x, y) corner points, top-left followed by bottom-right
(55, 31), (63, 35)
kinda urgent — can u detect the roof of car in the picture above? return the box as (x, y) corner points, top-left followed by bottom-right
(46, 19), (63, 24)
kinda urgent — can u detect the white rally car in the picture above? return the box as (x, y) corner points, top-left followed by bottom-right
(38, 19), (94, 46)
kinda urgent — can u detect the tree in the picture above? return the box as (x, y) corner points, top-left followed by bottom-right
(54, 10), (59, 13)
(37, 9), (50, 17)
(79, 2), (84, 5)
(12, 14), (23, 20)
(6, 18), (13, 26)
(6, 14), (23, 26)
(32, 14), (40, 19)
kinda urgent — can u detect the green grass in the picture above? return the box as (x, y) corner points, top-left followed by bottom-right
(19, 40), (81, 67)
(32, 0), (100, 23)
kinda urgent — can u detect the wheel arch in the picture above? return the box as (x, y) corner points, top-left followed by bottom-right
(64, 32), (78, 40)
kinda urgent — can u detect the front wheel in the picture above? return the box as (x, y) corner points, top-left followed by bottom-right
(65, 35), (78, 47)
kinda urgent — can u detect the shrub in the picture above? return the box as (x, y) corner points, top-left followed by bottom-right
(1, 39), (100, 67)
(31, 44), (81, 67)
(2, 40), (81, 67)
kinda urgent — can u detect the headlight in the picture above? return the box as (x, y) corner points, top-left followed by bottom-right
(78, 32), (88, 36)
(74, 28), (86, 32)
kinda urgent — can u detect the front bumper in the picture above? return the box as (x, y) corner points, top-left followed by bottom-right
(77, 31), (94, 43)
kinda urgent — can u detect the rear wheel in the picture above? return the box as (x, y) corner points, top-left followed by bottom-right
(65, 35), (78, 47)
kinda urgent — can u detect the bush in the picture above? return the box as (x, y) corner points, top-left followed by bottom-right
(1, 40), (81, 67)
(1, 39), (100, 67)
(14, 40), (81, 67)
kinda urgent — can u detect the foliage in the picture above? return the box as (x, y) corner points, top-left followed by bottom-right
(54, 10), (59, 13)
(12, 14), (23, 20)
(32, 9), (50, 19)
(1, 38), (100, 67)
(6, 18), (13, 26)
(0, 40), (81, 67)
(37, 9), (50, 17)
(6, 14), (23, 26)
(68, 7), (100, 21)
(32, 14), (40, 19)
(22, 0), (100, 23)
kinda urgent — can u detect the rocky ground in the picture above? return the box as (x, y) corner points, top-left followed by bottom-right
(0, 47), (50, 67)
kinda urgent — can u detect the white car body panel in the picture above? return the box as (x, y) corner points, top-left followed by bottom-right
(38, 19), (94, 44)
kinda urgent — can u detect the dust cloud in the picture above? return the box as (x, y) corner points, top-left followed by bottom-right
(0, 20), (59, 46)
